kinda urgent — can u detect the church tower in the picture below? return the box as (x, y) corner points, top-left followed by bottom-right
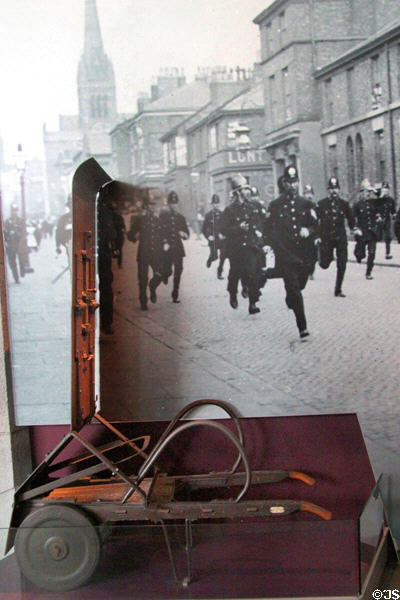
(77, 0), (117, 133)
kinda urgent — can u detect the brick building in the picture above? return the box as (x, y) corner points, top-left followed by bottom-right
(161, 77), (272, 226)
(110, 71), (210, 188)
(315, 20), (400, 201)
(252, 0), (395, 198)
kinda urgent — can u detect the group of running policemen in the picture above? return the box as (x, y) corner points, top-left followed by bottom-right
(200, 165), (398, 338)
(94, 166), (399, 337)
(130, 165), (399, 339)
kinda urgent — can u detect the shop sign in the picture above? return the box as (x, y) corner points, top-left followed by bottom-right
(228, 149), (266, 164)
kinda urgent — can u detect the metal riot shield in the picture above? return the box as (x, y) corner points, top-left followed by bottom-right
(71, 157), (111, 430)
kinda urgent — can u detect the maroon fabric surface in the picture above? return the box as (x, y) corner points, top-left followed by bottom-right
(22, 413), (375, 597)
(0, 521), (359, 598)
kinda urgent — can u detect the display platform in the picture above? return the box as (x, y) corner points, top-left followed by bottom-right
(0, 521), (390, 600)
(8, 411), (383, 598)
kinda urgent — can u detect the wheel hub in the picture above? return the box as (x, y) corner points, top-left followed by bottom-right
(45, 536), (69, 561)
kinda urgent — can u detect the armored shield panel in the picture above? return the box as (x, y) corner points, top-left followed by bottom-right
(71, 158), (153, 429)
(71, 158), (111, 430)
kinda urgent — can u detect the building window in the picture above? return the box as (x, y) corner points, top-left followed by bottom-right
(355, 133), (364, 185)
(346, 136), (355, 192)
(374, 130), (386, 182)
(371, 55), (382, 109)
(282, 67), (291, 121)
(102, 95), (109, 118)
(193, 131), (201, 164)
(346, 68), (355, 118)
(209, 125), (218, 154)
(176, 136), (187, 166)
(325, 79), (333, 126)
(165, 139), (176, 169)
(266, 21), (274, 55)
(269, 75), (277, 127)
(276, 158), (285, 178)
(163, 143), (169, 172)
(370, 55), (380, 88)
(328, 143), (338, 177)
(278, 11), (286, 47)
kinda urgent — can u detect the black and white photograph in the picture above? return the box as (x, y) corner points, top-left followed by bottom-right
(1, 0), (400, 597)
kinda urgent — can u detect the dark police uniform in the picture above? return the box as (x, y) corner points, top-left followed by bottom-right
(353, 188), (379, 278)
(202, 194), (226, 278)
(97, 190), (117, 333)
(375, 184), (396, 258)
(113, 210), (126, 269)
(128, 204), (163, 310)
(160, 192), (190, 303)
(221, 188), (265, 312)
(394, 206), (400, 244)
(4, 208), (25, 283)
(317, 178), (354, 296)
(264, 166), (318, 336)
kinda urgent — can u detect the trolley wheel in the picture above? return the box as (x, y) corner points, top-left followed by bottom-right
(14, 504), (101, 592)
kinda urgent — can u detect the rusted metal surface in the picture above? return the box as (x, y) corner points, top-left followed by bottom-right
(71, 158), (111, 431)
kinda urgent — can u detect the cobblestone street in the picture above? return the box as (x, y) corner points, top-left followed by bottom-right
(6, 233), (400, 483)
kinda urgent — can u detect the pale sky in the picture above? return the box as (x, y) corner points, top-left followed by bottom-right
(0, 0), (271, 162)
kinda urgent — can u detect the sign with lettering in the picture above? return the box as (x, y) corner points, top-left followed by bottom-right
(228, 149), (267, 164)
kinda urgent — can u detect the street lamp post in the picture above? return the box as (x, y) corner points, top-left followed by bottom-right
(16, 144), (34, 273)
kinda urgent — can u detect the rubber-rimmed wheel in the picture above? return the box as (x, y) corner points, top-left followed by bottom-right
(15, 504), (101, 592)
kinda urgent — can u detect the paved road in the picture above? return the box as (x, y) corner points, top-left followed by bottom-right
(5, 233), (400, 484)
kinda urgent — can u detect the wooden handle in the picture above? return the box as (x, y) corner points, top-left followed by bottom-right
(289, 471), (315, 486)
(300, 501), (332, 520)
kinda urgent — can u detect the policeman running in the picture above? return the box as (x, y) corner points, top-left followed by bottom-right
(375, 181), (396, 260)
(303, 184), (317, 280)
(160, 191), (190, 303)
(316, 176), (355, 297)
(353, 179), (379, 280)
(264, 165), (318, 338)
(127, 194), (163, 311)
(221, 174), (265, 315)
(202, 193), (226, 279)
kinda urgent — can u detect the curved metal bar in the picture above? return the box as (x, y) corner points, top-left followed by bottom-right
(138, 399), (244, 479)
(135, 420), (251, 503)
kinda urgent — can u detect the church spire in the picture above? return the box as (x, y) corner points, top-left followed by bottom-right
(84, 0), (104, 57)
(77, 0), (117, 130)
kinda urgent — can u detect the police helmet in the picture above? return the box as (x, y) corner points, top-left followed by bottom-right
(230, 174), (250, 191)
(360, 178), (377, 193)
(211, 193), (220, 204)
(327, 176), (340, 189)
(167, 190), (179, 204)
(250, 186), (260, 198)
(303, 184), (314, 195)
(283, 165), (299, 183)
